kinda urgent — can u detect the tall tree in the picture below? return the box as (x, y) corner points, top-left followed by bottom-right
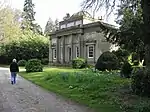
(83, 0), (150, 67)
(54, 18), (59, 31)
(115, 5), (145, 62)
(0, 7), (22, 44)
(22, 0), (35, 30)
(22, 0), (43, 35)
(44, 17), (55, 36)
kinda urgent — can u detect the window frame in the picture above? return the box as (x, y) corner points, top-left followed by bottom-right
(76, 46), (79, 58)
(53, 48), (56, 60)
(88, 45), (94, 58)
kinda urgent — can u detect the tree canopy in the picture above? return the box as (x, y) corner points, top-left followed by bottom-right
(22, 0), (43, 35)
(82, 0), (150, 66)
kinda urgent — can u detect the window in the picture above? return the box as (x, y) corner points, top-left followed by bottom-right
(53, 48), (56, 59)
(75, 20), (82, 26)
(67, 22), (74, 27)
(60, 24), (66, 29)
(88, 45), (94, 58)
(68, 47), (71, 60)
(76, 46), (79, 58)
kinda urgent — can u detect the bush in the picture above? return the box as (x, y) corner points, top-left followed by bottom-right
(132, 52), (140, 66)
(112, 49), (129, 68)
(25, 59), (43, 72)
(131, 67), (150, 96)
(120, 61), (133, 78)
(86, 64), (94, 69)
(72, 58), (87, 69)
(41, 58), (49, 65)
(0, 35), (49, 64)
(18, 60), (27, 66)
(95, 51), (119, 71)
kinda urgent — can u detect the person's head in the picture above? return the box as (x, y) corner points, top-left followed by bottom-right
(12, 59), (17, 63)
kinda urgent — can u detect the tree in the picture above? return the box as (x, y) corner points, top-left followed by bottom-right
(0, 32), (49, 64)
(0, 7), (22, 44)
(54, 18), (59, 31)
(21, 0), (43, 35)
(34, 23), (43, 35)
(22, 0), (35, 30)
(112, 4), (145, 61)
(44, 17), (55, 36)
(83, 0), (150, 67)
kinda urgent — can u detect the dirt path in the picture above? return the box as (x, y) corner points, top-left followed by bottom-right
(0, 67), (95, 112)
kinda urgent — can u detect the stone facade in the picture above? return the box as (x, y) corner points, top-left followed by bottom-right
(49, 11), (118, 65)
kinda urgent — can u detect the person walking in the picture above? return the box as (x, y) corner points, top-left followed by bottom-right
(9, 59), (19, 85)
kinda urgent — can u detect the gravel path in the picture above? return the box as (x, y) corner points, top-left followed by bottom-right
(0, 67), (95, 112)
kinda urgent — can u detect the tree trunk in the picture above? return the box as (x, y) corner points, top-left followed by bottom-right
(145, 44), (150, 67)
(141, 0), (150, 67)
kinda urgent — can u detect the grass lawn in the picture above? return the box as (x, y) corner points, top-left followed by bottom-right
(20, 68), (150, 112)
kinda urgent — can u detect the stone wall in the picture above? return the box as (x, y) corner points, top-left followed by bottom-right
(49, 21), (118, 66)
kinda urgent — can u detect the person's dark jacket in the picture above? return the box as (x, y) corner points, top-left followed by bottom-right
(10, 62), (19, 72)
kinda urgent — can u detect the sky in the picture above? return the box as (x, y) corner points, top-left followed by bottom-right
(3, 0), (117, 30)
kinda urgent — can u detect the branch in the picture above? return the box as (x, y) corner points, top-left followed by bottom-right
(82, 0), (117, 17)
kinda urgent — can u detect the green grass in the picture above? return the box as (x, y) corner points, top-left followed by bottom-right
(20, 68), (150, 112)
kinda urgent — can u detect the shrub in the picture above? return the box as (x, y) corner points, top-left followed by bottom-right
(95, 51), (119, 71)
(131, 67), (150, 96)
(18, 60), (27, 66)
(132, 52), (140, 66)
(120, 61), (133, 78)
(0, 35), (49, 63)
(41, 58), (49, 65)
(72, 58), (87, 69)
(25, 59), (43, 72)
(112, 49), (129, 68)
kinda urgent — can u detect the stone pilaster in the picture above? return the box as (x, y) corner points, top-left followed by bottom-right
(62, 36), (65, 63)
(79, 34), (84, 58)
(71, 34), (74, 60)
(56, 37), (60, 63)
(49, 39), (53, 66)
(94, 43), (96, 64)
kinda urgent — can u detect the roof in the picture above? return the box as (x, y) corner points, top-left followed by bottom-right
(70, 11), (93, 19)
(59, 11), (93, 24)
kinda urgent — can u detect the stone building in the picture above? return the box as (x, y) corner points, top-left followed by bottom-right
(49, 11), (118, 65)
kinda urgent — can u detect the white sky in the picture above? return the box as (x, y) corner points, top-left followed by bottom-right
(2, 0), (117, 30)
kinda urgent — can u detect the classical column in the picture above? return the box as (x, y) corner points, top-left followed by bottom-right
(62, 36), (65, 63)
(49, 38), (52, 66)
(79, 34), (84, 58)
(94, 43), (96, 64)
(71, 34), (74, 60)
(56, 37), (60, 63)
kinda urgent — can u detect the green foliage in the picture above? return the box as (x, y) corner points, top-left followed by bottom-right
(120, 61), (133, 78)
(20, 67), (150, 112)
(72, 58), (87, 69)
(22, 0), (43, 34)
(132, 52), (140, 66)
(139, 104), (150, 112)
(0, 7), (22, 44)
(0, 32), (49, 64)
(95, 51), (119, 71)
(112, 48), (130, 67)
(18, 59), (27, 66)
(22, 0), (35, 28)
(86, 64), (94, 69)
(25, 59), (43, 72)
(21, 68), (128, 111)
(131, 67), (150, 96)
(41, 58), (49, 65)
